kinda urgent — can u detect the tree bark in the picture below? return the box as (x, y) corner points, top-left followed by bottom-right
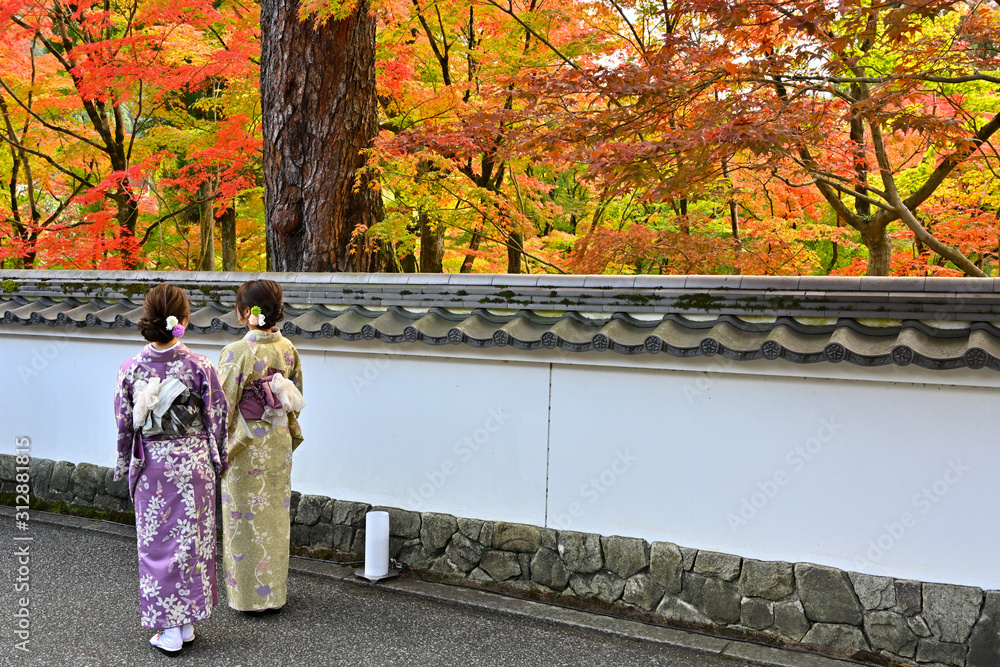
(506, 231), (524, 274)
(460, 223), (483, 273)
(261, 0), (388, 272)
(197, 181), (215, 271)
(219, 204), (237, 270)
(863, 226), (891, 276)
(419, 212), (444, 272)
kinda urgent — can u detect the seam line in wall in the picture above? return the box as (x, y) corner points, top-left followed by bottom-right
(544, 362), (552, 528)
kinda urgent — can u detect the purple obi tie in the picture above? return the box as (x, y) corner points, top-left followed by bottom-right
(238, 370), (283, 421)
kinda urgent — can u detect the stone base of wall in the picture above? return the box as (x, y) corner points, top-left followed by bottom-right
(3, 454), (997, 667)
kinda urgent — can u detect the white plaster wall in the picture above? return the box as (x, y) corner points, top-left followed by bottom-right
(0, 329), (550, 526)
(546, 364), (1000, 590)
(288, 351), (549, 526)
(2, 327), (999, 589)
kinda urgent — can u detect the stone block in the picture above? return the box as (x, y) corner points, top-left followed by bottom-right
(739, 559), (794, 601)
(421, 512), (458, 554)
(371, 506), (421, 539)
(30, 458), (54, 499)
(430, 555), (464, 576)
(531, 548), (571, 591)
(795, 563), (862, 625)
(773, 600), (810, 641)
(446, 533), (484, 572)
(681, 571), (707, 609)
(518, 553), (531, 580)
(701, 578), (741, 624)
(601, 536), (648, 579)
(350, 530), (366, 556)
(656, 597), (712, 626)
(741, 598), (774, 631)
(332, 500), (370, 527)
(0, 453), (16, 481)
(557, 531), (603, 574)
(649, 542), (683, 594)
(680, 547), (697, 571)
(332, 525), (355, 553)
(478, 522), (494, 548)
(623, 573), (665, 611)
(896, 579), (922, 616)
(295, 494), (325, 526)
(47, 490), (74, 503)
(569, 571), (626, 603)
(479, 550), (521, 581)
(70, 462), (102, 502)
(694, 550), (741, 582)
(386, 536), (405, 559)
(492, 522), (541, 553)
(93, 494), (125, 513)
(908, 614), (933, 638)
(457, 518), (483, 542)
(103, 467), (129, 499)
(916, 639), (968, 667)
(967, 590), (1000, 667)
(539, 527), (557, 550)
(290, 523), (310, 548)
(309, 523), (335, 550)
(398, 543), (435, 570)
(864, 610), (918, 657)
(49, 461), (74, 492)
(923, 582), (983, 644)
(320, 500), (335, 523)
(801, 623), (870, 654)
(850, 572), (896, 611)
(468, 568), (491, 582)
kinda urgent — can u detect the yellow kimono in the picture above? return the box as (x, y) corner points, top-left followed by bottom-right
(218, 330), (304, 611)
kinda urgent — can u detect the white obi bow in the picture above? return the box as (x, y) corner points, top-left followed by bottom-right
(262, 372), (306, 424)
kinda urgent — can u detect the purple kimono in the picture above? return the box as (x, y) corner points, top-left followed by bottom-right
(113, 342), (228, 629)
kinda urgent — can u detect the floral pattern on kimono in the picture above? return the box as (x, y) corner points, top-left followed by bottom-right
(113, 343), (229, 629)
(218, 330), (304, 611)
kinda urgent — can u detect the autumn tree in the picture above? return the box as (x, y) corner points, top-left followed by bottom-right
(371, 0), (619, 273)
(0, 0), (262, 270)
(517, 0), (1000, 276)
(262, 0), (394, 271)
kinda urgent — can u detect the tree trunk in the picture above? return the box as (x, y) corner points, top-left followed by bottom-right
(864, 225), (891, 276)
(219, 204), (237, 270)
(419, 212), (444, 272)
(506, 231), (523, 274)
(460, 224), (483, 273)
(197, 182), (215, 271)
(261, 0), (387, 272)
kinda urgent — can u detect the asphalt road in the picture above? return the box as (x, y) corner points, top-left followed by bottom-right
(0, 517), (842, 667)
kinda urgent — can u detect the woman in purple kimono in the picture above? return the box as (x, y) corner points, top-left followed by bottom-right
(113, 283), (229, 654)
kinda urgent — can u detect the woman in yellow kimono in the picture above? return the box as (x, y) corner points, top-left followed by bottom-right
(218, 279), (305, 612)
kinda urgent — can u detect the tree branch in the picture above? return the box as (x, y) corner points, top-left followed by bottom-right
(869, 119), (985, 277)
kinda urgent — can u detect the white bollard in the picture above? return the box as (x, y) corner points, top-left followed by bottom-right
(363, 511), (390, 579)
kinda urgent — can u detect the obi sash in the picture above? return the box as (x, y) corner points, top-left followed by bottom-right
(128, 377), (206, 499)
(238, 369), (305, 425)
(133, 377), (205, 437)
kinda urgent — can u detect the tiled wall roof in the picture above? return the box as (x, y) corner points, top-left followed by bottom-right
(4, 270), (1000, 371)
